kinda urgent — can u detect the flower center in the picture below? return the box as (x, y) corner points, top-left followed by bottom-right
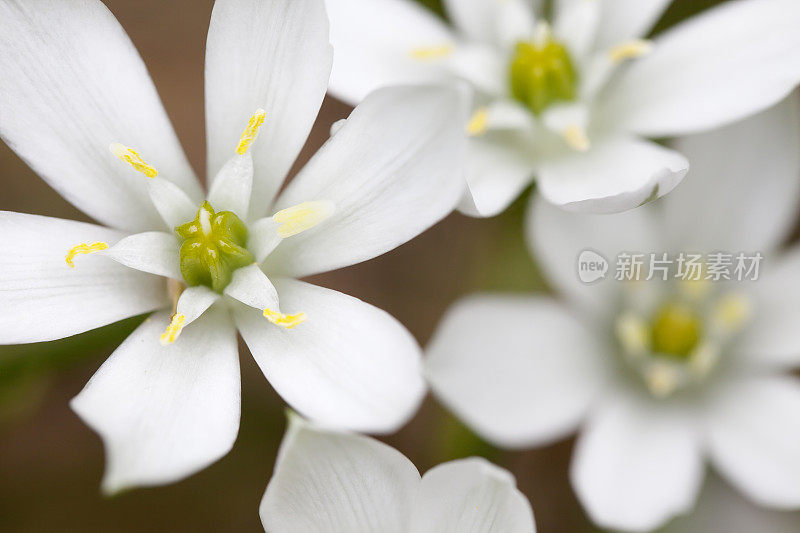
(509, 35), (577, 115)
(175, 201), (254, 292)
(650, 303), (702, 359)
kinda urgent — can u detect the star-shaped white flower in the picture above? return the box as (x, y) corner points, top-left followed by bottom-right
(424, 96), (800, 531)
(323, 0), (800, 215)
(0, 0), (468, 493)
(260, 413), (536, 533)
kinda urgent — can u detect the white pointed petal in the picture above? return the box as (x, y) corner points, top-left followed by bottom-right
(444, 0), (536, 47)
(223, 264), (279, 311)
(536, 136), (688, 213)
(267, 85), (468, 277)
(738, 246), (800, 368)
(526, 194), (661, 315)
(236, 279), (425, 433)
(70, 307), (240, 493)
(325, 0), (456, 104)
(260, 415), (419, 533)
(248, 217), (282, 263)
(706, 375), (800, 508)
(601, 0), (800, 136)
(457, 135), (536, 218)
(147, 178), (197, 230)
(177, 286), (220, 326)
(662, 96), (800, 254)
(409, 458), (536, 533)
(554, 0), (600, 60)
(207, 154), (253, 218)
(593, 0), (671, 49)
(103, 231), (181, 279)
(426, 295), (605, 448)
(205, 0), (333, 218)
(0, 212), (166, 344)
(446, 44), (507, 96)
(0, 0), (201, 232)
(571, 395), (704, 531)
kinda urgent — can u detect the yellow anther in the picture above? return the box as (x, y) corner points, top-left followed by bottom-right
(644, 362), (680, 398)
(713, 293), (752, 331)
(563, 125), (590, 152)
(409, 45), (453, 60)
(159, 313), (186, 345)
(263, 308), (306, 329)
(65, 241), (108, 268)
(608, 39), (654, 63)
(616, 313), (650, 355)
(273, 200), (335, 238)
(467, 107), (490, 137)
(688, 342), (719, 378)
(236, 109), (266, 155)
(109, 143), (158, 177)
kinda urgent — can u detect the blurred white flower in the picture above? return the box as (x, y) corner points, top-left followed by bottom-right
(260, 413), (536, 533)
(0, 0), (468, 493)
(425, 96), (800, 531)
(324, 0), (800, 215)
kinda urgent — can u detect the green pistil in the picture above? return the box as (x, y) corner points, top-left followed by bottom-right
(509, 38), (577, 115)
(175, 201), (254, 292)
(650, 303), (702, 359)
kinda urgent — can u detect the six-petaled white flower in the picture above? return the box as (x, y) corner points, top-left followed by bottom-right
(323, 0), (800, 215)
(0, 0), (469, 493)
(425, 97), (800, 531)
(260, 413), (537, 533)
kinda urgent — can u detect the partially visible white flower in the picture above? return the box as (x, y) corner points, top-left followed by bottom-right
(260, 413), (536, 533)
(0, 0), (468, 493)
(424, 96), (800, 531)
(323, 0), (800, 215)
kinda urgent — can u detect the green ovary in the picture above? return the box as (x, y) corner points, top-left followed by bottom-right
(650, 303), (702, 359)
(509, 39), (577, 115)
(175, 201), (254, 292)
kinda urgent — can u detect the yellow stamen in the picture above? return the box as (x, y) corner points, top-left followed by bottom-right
(688, 342), (719, 378)
(263, 308), (306, 329)
(109, 143), (158, 177)
(160, 313), (186, 345)
(65, 241), (108, 268)
(644, 362), (680, 398)
(467, 107), (490, 137)
(409, 45), (453, 60)
(616, 313), (650, 355)
(273, 200), (335, 238)
(608, 39), (654, 63)
(563, 125), (590, 152)
(713, 293), (752, 331)
(236, 108), (267, 155)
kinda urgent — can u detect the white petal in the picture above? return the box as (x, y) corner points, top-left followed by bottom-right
(738, 246), (800, 368)
(325, 0), (456, 104)
(444, 0), (536, 48)
(223, 264), (279, 311)
(248, 217), (282, 263)
(662, 95), (800, 254)
(601, 0), (800, 136)
(207, 154), (253, 218)
(446, 44), (507, 96)
(409, 458), (536, 533)
(205, 0), (333, 218)
(554, 0), (600, 60)
(592, 0), (671, 49)
(526, 194), (660, 315)
(457, 135), (536, 217)
(0, 212), (166, 344)
(571, 395), (704, 531)
(426, 295), (605, 448)
(267, 85), (468, 278)
(706, 375), (800, 508)
(147, 178), (197, 230)
(536, 136), (688, 213)
(103, 231), (181, 279)
(260, 415), (419, 533)
(177, 286), (220, 326)
(0, 0), (201, 232)
(235, 279), (425, 433)
(70, 307), (240, 493)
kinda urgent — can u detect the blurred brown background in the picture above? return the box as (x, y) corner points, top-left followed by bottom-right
(1, 0), (797, 532)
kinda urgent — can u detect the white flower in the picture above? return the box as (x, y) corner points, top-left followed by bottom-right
(323, 0), (800, 215)
(260, 413), (536, 533)
(424, 96), (800, 531)
(0, 0), (468, 493)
